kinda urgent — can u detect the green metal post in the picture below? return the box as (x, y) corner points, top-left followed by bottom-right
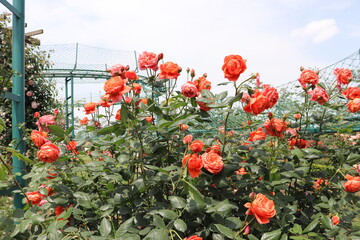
(71, 76), (75, 138)
(12, 0), (25, 210)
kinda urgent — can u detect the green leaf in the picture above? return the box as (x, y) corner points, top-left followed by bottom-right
(169, 196), (186, 209)
(2, 147), (34, 164)
(260, 229), (282, 240)
(302, 219), (319, 233)
(48, 125), (65, 137)
(99, 218), (112, 237)
(158, 210), (177, 220)
(280, 234), (288, 240)
(247, 234), (259, 240)
(115, 217), (134, 237)
(214, 224), (235, 238)
(174, 219), (187, 232)
(153, 215), (166, 229)
(217, 91), (228, 100)
(347, 153), (360, 165)
(121, 104), (129, 122)
(143, 228), (169, 240)
(98, 125), (116, 135)
(184, 180), (205, 206)
(64, 126), (74, 135)
(320, 215), (333, 230)
(0, 117), (5, 133)
(19, 219), (31, 233)
(290, 224), (302, 234)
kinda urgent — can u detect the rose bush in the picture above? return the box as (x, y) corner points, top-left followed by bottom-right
(3, 51), (360, 240)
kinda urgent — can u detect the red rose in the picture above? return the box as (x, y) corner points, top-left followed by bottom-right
(347, 98), (360, 113)
(99, 94), (115, 108)
(189, 140), (204, 152)
(334, 68), (352, 85)
(197, 98), (211, 111)
(159, 62), (181, 79)
(31, 130), (48, 148)
(344, 174), (360, 192)
(206, 144), (221, 155)
(308, 86), (329, 105)
(248, 127), (266, 141)
(181, 82), (199, 98)
(145, 116), (153, 123)
(39, 184), (54, 197)
(263, 85), (279, 109)
(293, 113), (301, 120)
(37, 142), (60, 163)
(243, 90), (268, 115)
(202, 152), (224, 174)
(83, 102), (97, 115)
(313, 178), (328, 191)
(138, 51), (159, 71)
(125, 71), (138, 80)
(263, 119), (287, 138)
(244, 193), (276, 224)
(182, 154), (203, 178)
(298, 69), (319, 87)
(343, 87), (360, 100)
(183, 235), (202, 240)
(222, 55), (247, 81)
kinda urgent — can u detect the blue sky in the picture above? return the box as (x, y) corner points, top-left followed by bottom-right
(1, 0), (359, 92)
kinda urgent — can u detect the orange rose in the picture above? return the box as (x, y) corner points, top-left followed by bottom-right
(115, 109), (121, 120)
(293, 113), (301, 120)
(137, 98), (148, 106)
(243, 90), (268, 116)
(39, 184), (54, 197)
(183, 236), (202, 240)
(201, 152), (224, 174)
(288, 138), (307, 149)
(104, 76), (131, 95)
(37, 142), (60, 163)
(99, 94), (115, 107)
(197, 99), (211, 112)
(343, 87), (360, 100)
(263, 85), (279, 109)
(308, 86), (329, 105)
(83, 102), (97, 115)
(26, 191), (43, 205)
(235, 167), (247, 175)
(179, 124), (188, 131)
(80, 117), (89, 125)
(244, 193), (276, 224)
(159, 62), (181, 79)
(248, 127), (266, 141)
(145, 116), (153, 123)
(298, 69), (319, 88)
(205, 144), (221, 155)
(263, 118), (287, 138)
(31, 130), (49, 148)
(222, 55), (247, 81)
(194, 76), (211, 92)
(132, 83), (142, 95)
(344, 174), (360, 192)
(347, 98), (360, 113)
(334, 68), (352, 85)
(182, 154), (203, 178)
(313, 178), (328, 190)
(66, 141), (78, 154)
(189, 140), (204, 152)
(183, 135), (193, 144)
(181, 81), (199, 98)
(331, 216), (340, 226)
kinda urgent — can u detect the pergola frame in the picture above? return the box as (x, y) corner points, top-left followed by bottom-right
(0, 0), (25, 210)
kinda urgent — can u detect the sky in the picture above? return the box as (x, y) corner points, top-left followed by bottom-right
(1, 0), (360, 97)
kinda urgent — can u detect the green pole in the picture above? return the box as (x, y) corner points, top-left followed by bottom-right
(12, 0), (26, 210)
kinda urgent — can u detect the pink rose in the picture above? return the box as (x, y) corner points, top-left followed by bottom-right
(138, 51), (159, 71)
(181, 82), (199, 98)
(308, 86), (329, 105)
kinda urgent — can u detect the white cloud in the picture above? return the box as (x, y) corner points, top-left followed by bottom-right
(291, 19), (339, 44)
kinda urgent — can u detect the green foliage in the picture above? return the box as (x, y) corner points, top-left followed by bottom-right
(2, 53), (360, 240)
